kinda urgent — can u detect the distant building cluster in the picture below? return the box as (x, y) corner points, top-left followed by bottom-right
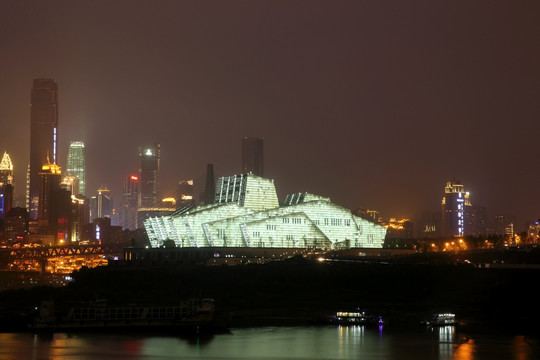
(145, 173), (386, 249)
(0, 78), (537, 253)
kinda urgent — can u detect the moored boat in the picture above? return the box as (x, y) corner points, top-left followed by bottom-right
(30, 298), (230, 333)
(421, 313), (456, 326)
(329, 310), (384, 326)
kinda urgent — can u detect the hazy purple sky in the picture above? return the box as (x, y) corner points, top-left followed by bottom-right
(1, 1), (540, 227)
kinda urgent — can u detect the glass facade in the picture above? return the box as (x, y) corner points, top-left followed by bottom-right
(145, 174), (386, 249)
(66, 141), (86, 196)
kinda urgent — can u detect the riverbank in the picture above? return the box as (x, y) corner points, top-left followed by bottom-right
(1, 258), (540, 335)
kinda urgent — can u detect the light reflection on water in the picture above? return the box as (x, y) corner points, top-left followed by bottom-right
(0, 326), (538, 359)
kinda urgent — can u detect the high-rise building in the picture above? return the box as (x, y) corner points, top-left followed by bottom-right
(29, 78), (58, 219)
(0, 152), (14, 218)
(0, 151), (13, 185)
(37, 162), (71, 244)
(70, 194), (89, 243)
(60, 175), (79, 195)
(241, 137), (263, 176)
(91, 187), (113, 221)
(138, 143), (160, 208)
(66, 141), (86, 196)
(177, 180), (195, 208)
(37, 162), (62, 228)
(121, 175), (139, 230)
(441, 180), (469, 238)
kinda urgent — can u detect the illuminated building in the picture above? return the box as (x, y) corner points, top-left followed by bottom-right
(37, 162), (62, 228)
(29, 78), (58, 219)
(442, 180), (468, 238)
(0, 152), (14, 218)
(527, 220), (540, 244)
(441, 180), (487, 238)
(61, 175), (79, 195)
(0, 151), (13, 185)
(241, 137), (263, 177)
(37, 162), (71, 244)
(70, 194), (89, 242)
(0, 183), (13, 219)
(3, 207), (29, 242)
(91, 187), (113, 221)
(66, 141), (86, 195)
(161, 197), (177, 209)
(139, 143), (160, 208)
(353, 208), (381, 224)
(384, 218), (414, 239)
(91, 217), (126, 246)
(177, 180), (195, 208)
(121, 175), (139, 230)
(145, 174), (386, 249)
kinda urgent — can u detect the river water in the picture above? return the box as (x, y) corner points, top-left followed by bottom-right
(0, 325), (538, 360)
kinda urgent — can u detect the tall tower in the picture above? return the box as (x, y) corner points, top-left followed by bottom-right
(37, 162), (63, 237)
(441, 179), (470, 238)
(0, 152), (14, 218)
(91, 187), (113, 220)
(138, 143), (160, 208)
(121, 175), (139, 230)
(29, 78), (58, 219)
(0, 152), (13, 185)
(242, 137), (264, 176)
(66, 141), (86, 196)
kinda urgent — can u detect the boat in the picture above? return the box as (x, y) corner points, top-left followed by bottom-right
(329, 310), (384, 326)
(30, 298), (231, 333)
(421, 313), (456, 326)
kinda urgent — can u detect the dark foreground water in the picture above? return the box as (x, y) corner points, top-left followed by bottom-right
(1, 325), (539, 360)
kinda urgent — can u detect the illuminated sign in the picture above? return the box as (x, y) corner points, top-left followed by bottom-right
(131, 175), (138, 181)
(145, 149), (154, 156)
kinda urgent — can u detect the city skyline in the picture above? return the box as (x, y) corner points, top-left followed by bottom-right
(1, 1), (540, 226)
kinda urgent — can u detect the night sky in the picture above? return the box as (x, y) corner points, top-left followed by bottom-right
(1, 1), (540, 229)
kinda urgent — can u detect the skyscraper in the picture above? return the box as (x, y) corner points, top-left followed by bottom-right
(0, 152), (14, 217)
(66, 141), (86, 196)
(242, 137), (264, 176)
(121, 175), (139, 230)
(138, 143), (160, 208)
(91, 187), (113, 220)
(441, 179), (469, 238)
(29, 78), (58, 219)
(0, 152), (13, 185)
(37, 161), (71, 244)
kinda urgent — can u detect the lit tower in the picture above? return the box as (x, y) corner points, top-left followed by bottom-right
(138, 143), (160, 208)
(29, 78), (58, 219)
(441, 180), (470, 238)
(91, 187), (113, 220)
(0, 151), (13, 185)
(121, 175), (139, 230)
(0, 152), (14, 218)
(37, 164), (62, 235)
(66, 141), (86, 195)
(241, 137), (264, 176)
